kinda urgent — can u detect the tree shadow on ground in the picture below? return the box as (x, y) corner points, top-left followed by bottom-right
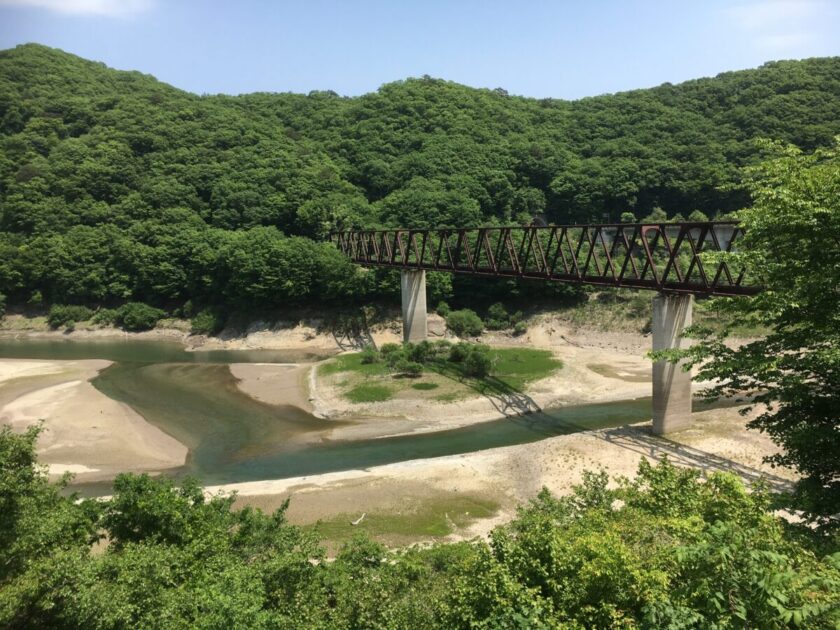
(428, 361), (542, 416)
(330, 328), (375, 352)
(476, 376), (542, 416)
(320, 309), (380, 351)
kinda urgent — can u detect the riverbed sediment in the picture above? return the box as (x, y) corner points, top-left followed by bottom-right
(218, 404), (794, 544)
(0, 320), (790, 545)
(0, 359), (187, 481)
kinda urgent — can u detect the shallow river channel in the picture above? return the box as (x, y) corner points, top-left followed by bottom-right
(1, 338), (676, 491)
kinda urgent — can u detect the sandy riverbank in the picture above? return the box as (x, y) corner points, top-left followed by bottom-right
(212, 324), (790, 545)
(0, 309), (461, 354)
(309, 322), (682, 440)
(215, 403), (794, 545)
(0, 358), (187, 482)
(229, 363), (315, 412)
(217, 325), (791, 545)
(0, 312), (405, 353)
(1, 322), (787, 547)
(0, 315), (192, 342)
(188, 318), (668, 443)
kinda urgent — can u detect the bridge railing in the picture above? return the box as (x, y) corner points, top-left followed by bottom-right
(331, 222), (760, 296)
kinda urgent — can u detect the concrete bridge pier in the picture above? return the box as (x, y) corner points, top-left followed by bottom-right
(400, 270), (427, 343)
(651, 293), (694, 434)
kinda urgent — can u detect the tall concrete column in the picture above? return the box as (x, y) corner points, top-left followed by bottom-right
(652, 293), (693, 434)
(400, 270), (427, 343)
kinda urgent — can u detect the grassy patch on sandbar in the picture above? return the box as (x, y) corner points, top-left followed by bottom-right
(319, 344), (562, 404)
(305, 495), (499, 548)
(345, 382), (393, 403)
(427, 347), (562, 395)
(411, 382), (439, 391)
(318, 352), (388, 377)
(480, 348), (562, 392)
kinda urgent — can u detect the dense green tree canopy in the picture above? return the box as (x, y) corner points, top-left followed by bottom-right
(664, 139), (840, 528)
(1, 44), (839, 311)
(1, 427), (838, 628)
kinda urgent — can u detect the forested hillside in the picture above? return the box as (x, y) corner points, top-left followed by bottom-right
(1, 43), (838, 312)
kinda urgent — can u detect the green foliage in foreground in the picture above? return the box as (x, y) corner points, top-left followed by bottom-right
(660, 140), (840, 530)
(461, 345), (492, 378)
(1, 426), (838, 628)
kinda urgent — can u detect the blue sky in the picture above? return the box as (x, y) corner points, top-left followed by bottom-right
(1, 0), (838, 98)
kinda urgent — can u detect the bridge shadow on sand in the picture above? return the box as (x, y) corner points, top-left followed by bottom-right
(500, 407), (793, 493)
(478, 376), (542, 416)
(596, 425), (794, 493)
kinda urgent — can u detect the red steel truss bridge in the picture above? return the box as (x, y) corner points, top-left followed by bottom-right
(331, 222), (760, 297)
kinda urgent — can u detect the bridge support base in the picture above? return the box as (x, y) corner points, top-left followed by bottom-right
(401, 270), (427, 343)
(652, 294), (693, 435)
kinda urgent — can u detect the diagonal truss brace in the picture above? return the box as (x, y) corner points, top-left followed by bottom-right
(332, 222), (760, 297)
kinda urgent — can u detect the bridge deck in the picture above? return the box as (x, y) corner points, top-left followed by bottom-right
(332, 222), (759, 297)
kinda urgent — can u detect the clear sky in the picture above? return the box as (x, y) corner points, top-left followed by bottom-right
(1, 0), (838, 99)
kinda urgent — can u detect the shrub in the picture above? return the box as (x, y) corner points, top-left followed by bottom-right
(0, 292), (5, 318)
(382, 345), (406, 369)
(432, 339), (452, 357)
(485, 303), (524, 331)
(394, 359), (423, 377)
(446, 309), (484, 337)
(489, 304), (506, 319)
(436, 300), (451, 317)
(380, 343), (401, 358)
(91, 308), (118, 325)
(47, 305), (93, 329)
(385, 354), (404, 370)
(114, 302), (165, 332)
(406, 340), (433, 363)
(190, 309), (225, 335)
(463, 346), (492, 378)
(485, 302), (509, 330)
(513, 321), (528, 336)
(448, 341), (471, 363)
(359, 345), (379, 364)
(643, 207), (668, 223)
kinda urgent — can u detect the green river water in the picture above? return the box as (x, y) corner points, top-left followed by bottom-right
(0, 338), (676, 492)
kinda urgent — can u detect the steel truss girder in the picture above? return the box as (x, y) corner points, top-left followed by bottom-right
(331, 222), (760, 297)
